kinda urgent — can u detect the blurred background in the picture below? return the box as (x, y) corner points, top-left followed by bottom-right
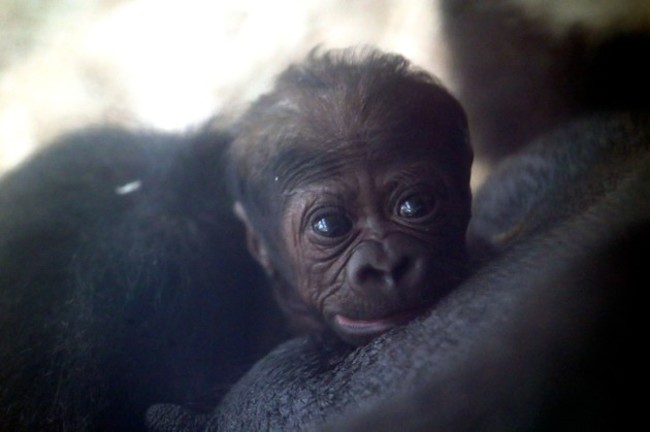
(1, 0), (648, 183)
(0, 0), (445, 173)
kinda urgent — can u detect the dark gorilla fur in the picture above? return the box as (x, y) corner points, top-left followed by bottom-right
(0, 128), (286, 431)
(148, 112), (649, 432)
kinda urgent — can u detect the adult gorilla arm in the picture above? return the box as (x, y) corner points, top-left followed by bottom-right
(147, 113), (649, 431)
(0, 127), (285, 431)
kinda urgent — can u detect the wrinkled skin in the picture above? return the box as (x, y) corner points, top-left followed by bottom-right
(276, 142), (468, 345)
(230, 48), (472, 346)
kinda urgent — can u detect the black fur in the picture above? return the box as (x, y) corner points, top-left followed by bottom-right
(0, 127), (285, 431)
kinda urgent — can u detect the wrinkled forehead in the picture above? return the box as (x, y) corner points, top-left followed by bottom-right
(268, 132), (455, 195)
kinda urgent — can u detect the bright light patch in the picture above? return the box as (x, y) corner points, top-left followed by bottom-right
(115, 180), (142, 195)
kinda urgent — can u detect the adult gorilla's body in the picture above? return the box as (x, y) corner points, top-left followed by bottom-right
(0, 128), (285, 431)
(149, 112), (649, 431)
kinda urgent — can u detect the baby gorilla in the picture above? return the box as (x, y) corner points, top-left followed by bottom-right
(229, 48), (472, 346)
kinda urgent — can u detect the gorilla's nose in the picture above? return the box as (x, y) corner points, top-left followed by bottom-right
(346, 237), (426, 302)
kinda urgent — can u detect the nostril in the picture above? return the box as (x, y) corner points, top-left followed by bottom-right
(391, 256), (412, 284)
(347, 238), (428, 301)
(355, 264), (383, 285)
(351, 255), (415, 288)
(347, 241), (422, 299)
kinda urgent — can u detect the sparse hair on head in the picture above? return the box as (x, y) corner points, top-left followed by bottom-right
(228, 46), (470, 236)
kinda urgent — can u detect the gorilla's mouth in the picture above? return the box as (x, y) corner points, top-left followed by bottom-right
(331, 307), (425, 345)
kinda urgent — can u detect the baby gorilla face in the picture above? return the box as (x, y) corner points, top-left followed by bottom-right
(278, 144), (468, 345)
(229, 49), (472, 345)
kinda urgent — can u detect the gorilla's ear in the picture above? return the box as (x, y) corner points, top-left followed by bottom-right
(233, 202), (273, 274)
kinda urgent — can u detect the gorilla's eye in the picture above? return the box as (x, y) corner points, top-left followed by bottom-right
(311, 211), (352, 238)
(398, 194), (436, 219)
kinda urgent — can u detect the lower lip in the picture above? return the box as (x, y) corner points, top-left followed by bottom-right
(334, 308), (421, 334)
